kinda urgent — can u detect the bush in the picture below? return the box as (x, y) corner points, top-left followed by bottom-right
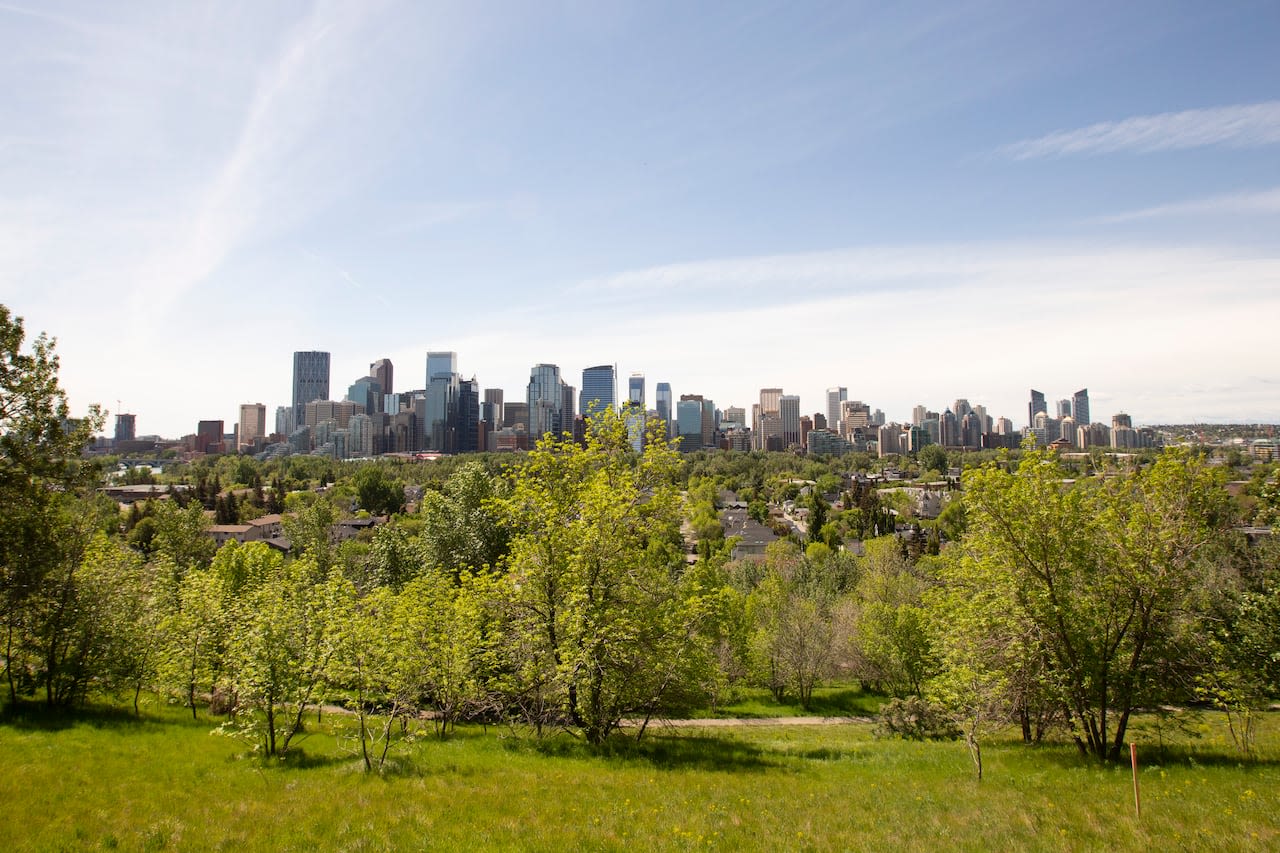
(873, 697), (959, 741)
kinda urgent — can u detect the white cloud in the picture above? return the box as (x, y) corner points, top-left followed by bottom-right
(1001, 101), (1280, 159)
(1091, 187), (1280, 223)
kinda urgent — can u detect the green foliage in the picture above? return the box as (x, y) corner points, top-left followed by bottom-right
(495, 410), (717, 743)
(873, 696), (960, 741)
(416, 460), (508, 578)
(940, 447), (1234, 762)
(352, 465), (405, 516)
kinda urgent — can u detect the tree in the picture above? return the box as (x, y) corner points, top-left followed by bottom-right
(0, 306), (103, 702)
(353, 465), (405, 516)
(219, 556), (344, 756)
(918, 445), (948, 476)
(418, 460), (508, 578)
(948, 447), (1231, 761)
(496, 410), (716, 744)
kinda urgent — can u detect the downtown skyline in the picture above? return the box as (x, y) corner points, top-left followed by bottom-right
(2, 2), (1277, 437)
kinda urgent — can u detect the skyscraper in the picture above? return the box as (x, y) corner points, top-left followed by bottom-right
(1028, 389), (1046, 429)
(292, 351), (330, 429)
(826, 387), (847, 434)
(370, 359), (393, 409)
(426, 351), (457, 384)
(458, 379), (480, 454)
(238, 403), (266, 451)
(656, 382), (672, 437)
(580, 365), (616, 417)
(628, 373), (645, 408)
(1073, 388), (1091, 427)
(780, 395), (801, 447)
(346, 377), (382, 416)
(114, 413), (136, 443)
(527, 363), (564, 439)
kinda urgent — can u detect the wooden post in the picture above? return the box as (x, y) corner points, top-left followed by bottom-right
(1130, 742), (1141, 818)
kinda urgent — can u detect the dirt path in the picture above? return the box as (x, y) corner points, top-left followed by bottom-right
(623, 715), (874, 728)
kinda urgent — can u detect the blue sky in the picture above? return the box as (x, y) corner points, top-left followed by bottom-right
(2, 0), (1278, 438)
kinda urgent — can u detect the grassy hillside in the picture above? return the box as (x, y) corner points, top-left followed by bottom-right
(3, 701), (1277, 851)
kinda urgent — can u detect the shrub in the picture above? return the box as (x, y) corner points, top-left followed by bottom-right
(873, 697), (959, 741)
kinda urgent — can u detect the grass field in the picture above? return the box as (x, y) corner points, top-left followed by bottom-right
(3, 699), (1277, 851)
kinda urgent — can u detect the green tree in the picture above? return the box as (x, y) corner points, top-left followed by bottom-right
(496, 411), (715, 744)
(417, 460), (508, 577)
(353, 465), (405, 516)
(0, 306), (103, 702)
(949, 448), (1231, 761)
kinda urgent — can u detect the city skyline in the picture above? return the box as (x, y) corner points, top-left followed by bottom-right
(2, 3), (1277, 436)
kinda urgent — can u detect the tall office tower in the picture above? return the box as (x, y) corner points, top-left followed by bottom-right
(1073, 388), (1091, 427)
(961, 412), (982, 448)
(826, 387), (848, 435)
(840, 400), (871, 436)
(561, 383), (576, 428)
(292, 351), (330, 429)
(527, 363), (564, 438)
(995, 416), (1014, 435)
(114, 413), (136, 443)
(458, 379), (480, 453)
(813, 412), (827, 431)
(1112, 412), (1133, 430)
(426, 351), (457, 384)
(628, 373), (645, 408)
(656, 382), (672, 437)
(483, 388), (504, 428)
(346, 377), (382, 416)
(912, 405), (927, 427)
(275, 405), (294, 437)
(505, 401), (528, 430)
(676, 398), (703, 450)
(972, 404), (991, 434)
(1028, 389), (1046, 429)
(940, 410), (959, 447)
(580, 365), (616, 417)
(1056, 399), (1072, 419)
(780, 395), (801, 447)
(197, 420), (225, 454)
(347, 413), (374, 458)
(759, 388), (783, 414)
(700, 399), (716, 449)
(722, 406), (746, 428)
(953, 399), (972, 420)
(426, 372), (460, 452)
(370, 359), (394, 408)
(799, 415), (813, 449)
(238, 403), (266, 451)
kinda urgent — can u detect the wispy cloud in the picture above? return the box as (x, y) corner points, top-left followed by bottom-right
(1001, 101), (1280, 159)
(1091, 187), (1280, 223)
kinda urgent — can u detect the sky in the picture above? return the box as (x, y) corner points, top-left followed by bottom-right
(1, 0), (1278, 439)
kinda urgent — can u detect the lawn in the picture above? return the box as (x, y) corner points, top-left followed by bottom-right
(2, 700), (1277, 851)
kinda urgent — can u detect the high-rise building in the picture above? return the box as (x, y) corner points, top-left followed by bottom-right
(628, 373), (645, 408)
(580, 365), (616, 418)
(912, 405), (927, 427)
(1073, 388), (1091, 427)
(458, 379), (480, 454)
(527, 363), (564, 439)
(759, 388), (783, 413)
(656, 382), (672, 437)
(238, 403), (266, 452)
(1028, 389), (1046, 429)
(826, 387), (847, 435)
(114, 413), (136, 443)
(197, 420), (224, 455)
(780, 395), (801, 447)
(292, 351), (330, 429)
(676, 398), (703, 450)
(275, 405), (294, 437)
(370, 359), (394, 407)
(426, 351), (457, 385)
(425, 372), (459, 452)
(1056, 399), (1072, 419)
(346, 377), (382, 416)
(482, 388), (504, 428)
(505, 401), (529, 430)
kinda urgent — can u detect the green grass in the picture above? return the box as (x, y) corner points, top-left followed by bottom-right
(3, 699), (1278, 851)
